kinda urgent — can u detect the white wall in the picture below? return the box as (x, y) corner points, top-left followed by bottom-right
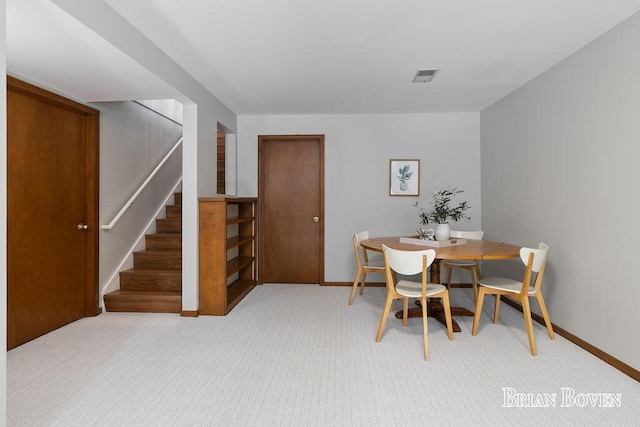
(196, 107), (219, 198)
(135, 99), (183, 125)
(95, 101), (183, 302)
(238, 113), (481, 282)
(481, 12), (640, 370)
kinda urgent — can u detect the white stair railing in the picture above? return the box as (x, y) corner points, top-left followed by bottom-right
(101, 137), (183, 230)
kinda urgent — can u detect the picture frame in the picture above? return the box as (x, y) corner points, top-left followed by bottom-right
(389, 159), (420, 196)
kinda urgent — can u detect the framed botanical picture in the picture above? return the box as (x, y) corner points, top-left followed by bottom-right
(389, 159), (420, 196)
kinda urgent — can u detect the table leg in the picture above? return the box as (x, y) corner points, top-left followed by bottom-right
(431, 258), (442, 283)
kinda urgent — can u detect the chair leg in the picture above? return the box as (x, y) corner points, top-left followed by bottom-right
(493, 294), (501, 323)
(348, 267), (362, 305)
(470, 268), (479, 304)
(402, 297), (409, 327)
(536, 293), (556, 340)
(359, 272), (367, 295)
(472, 287), (487, 336)
(444, 266), (453, 289)
(522, 296), (538, 356)
(376, 295), (394, 342)
(421, 296), (429, 361)
(441, 291), (454, 341)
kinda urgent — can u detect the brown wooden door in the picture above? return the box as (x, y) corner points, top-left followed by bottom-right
(7, 77), (99, 349)
(259, 135), (324, 284)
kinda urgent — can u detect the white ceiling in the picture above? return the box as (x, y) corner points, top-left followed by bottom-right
(7, 0), (640, 114)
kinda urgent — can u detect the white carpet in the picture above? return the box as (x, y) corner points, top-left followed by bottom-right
(8, 284), (640, 426)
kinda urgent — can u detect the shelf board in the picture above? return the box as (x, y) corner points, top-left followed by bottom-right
(227, 279), (257, 312)
(226, 256), (254, 276)
(227, 216), (253, 225)
(226, 235), (254, 249)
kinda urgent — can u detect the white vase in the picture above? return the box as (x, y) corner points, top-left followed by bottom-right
(435, 223), (450, 241)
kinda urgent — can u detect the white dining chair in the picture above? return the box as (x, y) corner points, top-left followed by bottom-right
(376, 245), (453, 361)
(348, 231), (385, 305)
(442, 230), (484, 303)
(471, 242), (554, 355)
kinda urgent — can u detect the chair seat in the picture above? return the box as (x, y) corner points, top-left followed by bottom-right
(479, 277), (535, 295)
(442, 259), (477, 267)
(396, 280), (446, 298)
(363, 260), (385, 270)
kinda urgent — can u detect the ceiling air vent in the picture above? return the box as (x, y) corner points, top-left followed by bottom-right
(412, 68), (438, 83)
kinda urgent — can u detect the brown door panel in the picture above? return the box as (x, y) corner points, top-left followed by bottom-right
(259, 136), (324, 284)
(7, 77), (99, 349)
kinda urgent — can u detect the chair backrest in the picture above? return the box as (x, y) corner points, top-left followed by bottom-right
(450, 230), (484, 240)
(519, 242), (549, 291)
(382, 245), (435, 276)
(353, 231), (369, 266)
(519, 242), (548, 272)
(354, 231), (369, 249)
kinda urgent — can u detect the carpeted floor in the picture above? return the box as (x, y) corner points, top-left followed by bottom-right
(7, 284), (640, 426)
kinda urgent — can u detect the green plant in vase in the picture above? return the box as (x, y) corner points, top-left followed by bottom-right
(414, 187), (470, 240)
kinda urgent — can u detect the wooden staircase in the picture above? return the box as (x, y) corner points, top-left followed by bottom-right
(104, 192), (182, 313)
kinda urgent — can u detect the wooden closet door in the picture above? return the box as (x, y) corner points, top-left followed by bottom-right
(7, 77), (99, 349)
(259, 135), (324, 284)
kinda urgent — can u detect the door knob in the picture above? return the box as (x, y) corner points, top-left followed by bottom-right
(77, 223), (88, 230)
(313, 216), (319, 223)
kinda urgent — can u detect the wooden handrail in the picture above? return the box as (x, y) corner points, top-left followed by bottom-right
(101, 137), (183, 230)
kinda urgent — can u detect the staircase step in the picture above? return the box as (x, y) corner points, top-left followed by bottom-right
(156, 218), (181, 233)
(104, 290), (181, 313)
(146, 233), (182, 250)
(120, 269), (182, 292)
(133, 250), (181, 270)
(107, 192), (184, 315)
(165, 204), (182, 219)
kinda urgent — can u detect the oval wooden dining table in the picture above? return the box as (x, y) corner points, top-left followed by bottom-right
(360, 236), (521, 332)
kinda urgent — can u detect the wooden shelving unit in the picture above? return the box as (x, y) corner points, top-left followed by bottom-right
(198, 197), (257, 315)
